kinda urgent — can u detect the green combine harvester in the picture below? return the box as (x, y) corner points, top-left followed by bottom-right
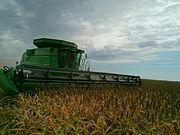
(0, 38), (141, 96)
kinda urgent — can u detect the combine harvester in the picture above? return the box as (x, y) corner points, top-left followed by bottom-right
(0, 38), (141, 96)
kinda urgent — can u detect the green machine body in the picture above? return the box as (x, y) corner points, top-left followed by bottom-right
(20, 38), (84, 69)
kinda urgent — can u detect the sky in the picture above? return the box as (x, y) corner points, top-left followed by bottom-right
(0, 0), (180, 81)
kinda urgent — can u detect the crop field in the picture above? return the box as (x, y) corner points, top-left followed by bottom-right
(0, 79), (180, 134)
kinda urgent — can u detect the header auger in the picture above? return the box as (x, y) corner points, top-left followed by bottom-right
(0, 38), (141, 96)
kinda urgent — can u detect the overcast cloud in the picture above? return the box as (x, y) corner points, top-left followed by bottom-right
(0, 0), (180, 64)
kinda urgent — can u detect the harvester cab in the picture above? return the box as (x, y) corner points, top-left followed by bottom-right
(21, 38), (85, 70)
(0, 38), (141, 96)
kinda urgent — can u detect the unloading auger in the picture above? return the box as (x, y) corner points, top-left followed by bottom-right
(0, 38), (141, 96)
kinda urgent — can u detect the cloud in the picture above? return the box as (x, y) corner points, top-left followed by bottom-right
(0, 0), (180, 65)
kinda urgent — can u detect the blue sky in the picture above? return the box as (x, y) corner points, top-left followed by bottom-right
(92, 51), (180, 81)
(0, 0), (180, 81)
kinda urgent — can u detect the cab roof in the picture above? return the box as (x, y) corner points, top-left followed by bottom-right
(33, 38), (78, 49)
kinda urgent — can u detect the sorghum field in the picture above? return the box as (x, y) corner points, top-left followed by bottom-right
(0, 79), (180, 134)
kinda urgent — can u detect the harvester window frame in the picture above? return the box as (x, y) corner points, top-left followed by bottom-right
(58, 49), (83, 69)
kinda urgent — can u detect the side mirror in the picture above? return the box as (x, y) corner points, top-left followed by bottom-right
(85, 54), (87, 58)
(16, 61), (19, 66)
